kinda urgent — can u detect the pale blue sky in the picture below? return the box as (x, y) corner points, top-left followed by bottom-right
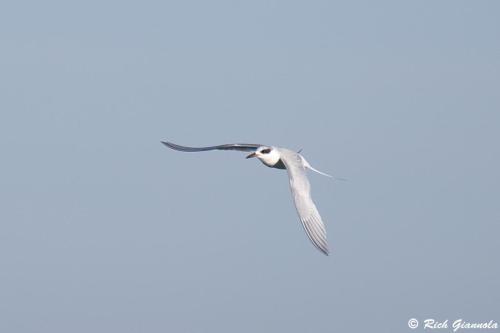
(1, 1), (499, 332)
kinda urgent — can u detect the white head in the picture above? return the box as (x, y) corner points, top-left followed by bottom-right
(246, 146), (281, 167)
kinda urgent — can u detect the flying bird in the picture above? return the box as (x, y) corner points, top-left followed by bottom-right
(161, 141), (335, 255)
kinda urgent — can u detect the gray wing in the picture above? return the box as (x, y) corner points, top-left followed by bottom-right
(161, 141), (262, 152)
(279, 150), (329, 255)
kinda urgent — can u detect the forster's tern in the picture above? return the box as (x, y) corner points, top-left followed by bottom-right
(161, 141), (334, 255)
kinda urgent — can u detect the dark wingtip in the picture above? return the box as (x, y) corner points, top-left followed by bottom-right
(161, 141), (173, 149)
(160, 140), (202, 152)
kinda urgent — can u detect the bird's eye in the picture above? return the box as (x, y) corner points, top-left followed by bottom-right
(261, 148), (271, 154)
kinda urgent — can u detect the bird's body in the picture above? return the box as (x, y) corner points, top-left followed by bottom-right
(161, 141), (334, 255)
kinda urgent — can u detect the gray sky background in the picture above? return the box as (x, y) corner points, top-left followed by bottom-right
(1, 1), (499, 332)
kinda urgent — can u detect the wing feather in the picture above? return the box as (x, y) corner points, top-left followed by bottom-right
(280, 149), (329, 255)
(161, 141), (262, 152)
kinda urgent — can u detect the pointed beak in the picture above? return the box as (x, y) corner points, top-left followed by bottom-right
(246, 152), (257, 159)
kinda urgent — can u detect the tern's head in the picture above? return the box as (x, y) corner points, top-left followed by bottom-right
(246, 146), (281, 167)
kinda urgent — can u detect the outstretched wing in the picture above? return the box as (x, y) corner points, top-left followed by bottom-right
(161, 141), (262, 152)
(279, 149), (329, 255)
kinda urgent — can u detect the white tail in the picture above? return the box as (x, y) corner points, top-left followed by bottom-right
(308, 164), (333, 178)
(300, 155), (347, 181)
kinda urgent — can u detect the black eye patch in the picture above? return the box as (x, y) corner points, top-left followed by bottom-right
(261, 148), (271, 154)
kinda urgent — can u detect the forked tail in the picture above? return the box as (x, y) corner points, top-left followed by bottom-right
(300, 155), (347, 181)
